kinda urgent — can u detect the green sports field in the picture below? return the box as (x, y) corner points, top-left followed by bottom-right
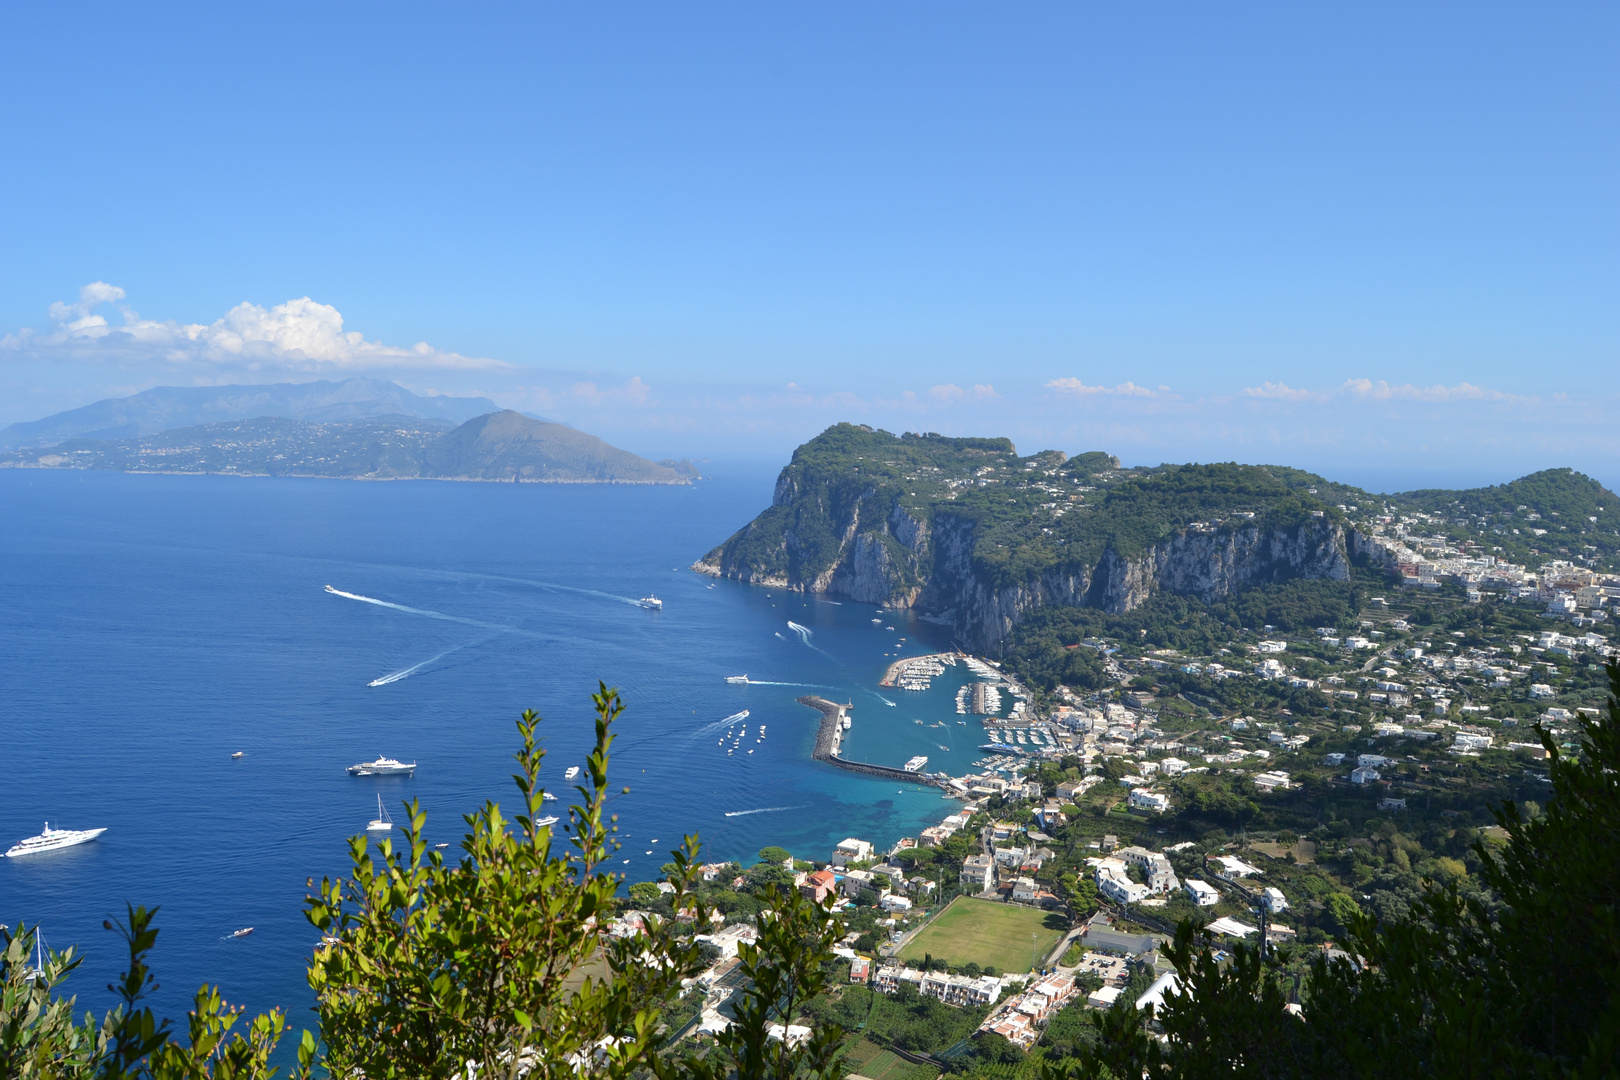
(896, 897), (1066, 973)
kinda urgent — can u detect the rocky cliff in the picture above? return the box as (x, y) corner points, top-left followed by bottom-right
(697, 424), (1356, 653)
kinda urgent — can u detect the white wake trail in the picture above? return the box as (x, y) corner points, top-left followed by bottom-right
(724, 806), (799, 818)
(369, 639), (486, 686)
(326, 586), (542, 638)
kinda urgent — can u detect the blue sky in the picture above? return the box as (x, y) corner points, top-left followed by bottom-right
(2, 3), (1615, 488)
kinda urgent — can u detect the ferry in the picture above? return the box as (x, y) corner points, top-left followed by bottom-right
(348, 756), (417, 776)
(639, 596), (663, 610)
(725, 675), (750, 684)
(6, 823), (107, 858)
(903, 756), (929, 772)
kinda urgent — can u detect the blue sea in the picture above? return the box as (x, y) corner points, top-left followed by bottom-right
(0, 467), (1009, 1035)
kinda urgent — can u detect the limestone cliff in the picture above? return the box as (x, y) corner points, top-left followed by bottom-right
(696, 423), (1357, 654)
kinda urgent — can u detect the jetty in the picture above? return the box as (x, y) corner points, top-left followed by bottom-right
(797, 696), (946, 787)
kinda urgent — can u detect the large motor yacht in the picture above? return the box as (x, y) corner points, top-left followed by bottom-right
(5, 823), (107, 858)
(348, 756), (417, 776)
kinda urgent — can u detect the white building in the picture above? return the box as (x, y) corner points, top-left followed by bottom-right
(961, 854), (995, 892)
(1350, 766), (1381, 784)
(1128, 789), (1170, 813)
(834, 838), (874, 863)
(1183, 879), (1220, 907)
(1260, 887), (1288, 914)
(1213, 855), (1262, 878)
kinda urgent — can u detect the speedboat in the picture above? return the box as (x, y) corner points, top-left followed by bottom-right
(348, 756), (417, 776)
(231, 751), (244, 759)
(537, 815), (559, 828)
(231, 927), (253, 938)
(367, 795), (393, 832)
(639, 596), (663, 610)
(6, 823), (107, 858)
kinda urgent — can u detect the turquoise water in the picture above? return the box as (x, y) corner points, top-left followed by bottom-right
(0, 467), (995, 1029)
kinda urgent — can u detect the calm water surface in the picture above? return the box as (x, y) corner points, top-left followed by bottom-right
(0, 468), (1003, 1030)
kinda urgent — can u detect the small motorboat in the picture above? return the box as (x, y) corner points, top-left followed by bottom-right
(232, 927), (253, 938)
(230, 752), (244, 759)
(564, 766), (581, 780)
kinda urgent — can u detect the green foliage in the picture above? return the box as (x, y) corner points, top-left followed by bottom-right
(1, 689), (846, 1080)
(758, 846), (793, 865)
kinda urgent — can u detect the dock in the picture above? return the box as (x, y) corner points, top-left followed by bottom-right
(797, 696), (945, 787)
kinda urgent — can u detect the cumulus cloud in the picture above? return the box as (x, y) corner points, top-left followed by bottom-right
(1045, 377), (1157, 398)
(2, 283), (512, 373)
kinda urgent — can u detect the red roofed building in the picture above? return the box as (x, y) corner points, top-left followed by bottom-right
(801, 869), (837, 904)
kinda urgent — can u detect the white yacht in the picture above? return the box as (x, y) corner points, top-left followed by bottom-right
(6, 823), (107, 858)
(639, 595), (663, 610)
(348, 756), (417, 776)
(564, 766), (581, 780)
(536, 815), (559, 828)
(367, 795), (393, 832)
(725, 675), (750, 684)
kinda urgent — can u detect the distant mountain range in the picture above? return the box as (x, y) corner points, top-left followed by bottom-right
(1, 384), (695, 484)
(0, 378), (501, 450)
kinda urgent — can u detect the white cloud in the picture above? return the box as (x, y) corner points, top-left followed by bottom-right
(1242, 381), (1324, 402)
(929, 383), (965, 402)
(1045, 377), (1157, 398)
(571, 376), (653, 406)
(2, 284), (513, 373)
(1339, 378), (1526, 403)
(1239, 378), (1531, 405)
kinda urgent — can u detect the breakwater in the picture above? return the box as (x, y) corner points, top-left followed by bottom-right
(797, 695), (944, 787)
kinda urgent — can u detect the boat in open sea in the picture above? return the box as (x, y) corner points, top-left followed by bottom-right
(725, 674), (750, 684)
(564, 766), (581, 780)
(367, 795), (393, 832)
(639, 595), (663, 610)
(231, 927), (253, 938)
(5, 823), (106, 858)
(347, 755), (417, 776)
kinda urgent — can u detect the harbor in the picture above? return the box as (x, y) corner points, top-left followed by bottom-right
(798, 696), (948, 787)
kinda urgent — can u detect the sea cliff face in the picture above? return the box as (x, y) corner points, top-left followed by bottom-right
(696, 425), (1357, 654)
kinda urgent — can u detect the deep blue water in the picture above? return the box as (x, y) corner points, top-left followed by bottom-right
(0, 468), (1001, 1035)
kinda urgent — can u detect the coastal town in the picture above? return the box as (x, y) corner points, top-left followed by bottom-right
(617, 511), (1618, 1072)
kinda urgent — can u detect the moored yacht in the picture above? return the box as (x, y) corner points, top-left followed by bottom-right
(348, 756), (417, 776)
(6, 823), (107, 858)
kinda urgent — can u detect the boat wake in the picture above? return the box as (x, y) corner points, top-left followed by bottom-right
(368, 640), (484, 686)
(325, 586), (541, 638)
(786, 620), (836, 660)
(724, 806), (799, 818)
(692, 710), (751, 737)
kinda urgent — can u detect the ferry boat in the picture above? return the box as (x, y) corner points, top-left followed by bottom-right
(725, 675), (751, 684)
(5, 823), (107, 858)
(639, 595), (663, 610)
(367, 795), (393, 832)
(903, 756), (929, 772)
(347, 756), (417, 776)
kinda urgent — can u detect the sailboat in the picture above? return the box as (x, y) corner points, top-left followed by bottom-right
(21, 929), (47, 982)
(367, 794), (393, 832)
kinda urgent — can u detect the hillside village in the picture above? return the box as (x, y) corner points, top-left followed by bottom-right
(635, 476), (1618, 1073)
